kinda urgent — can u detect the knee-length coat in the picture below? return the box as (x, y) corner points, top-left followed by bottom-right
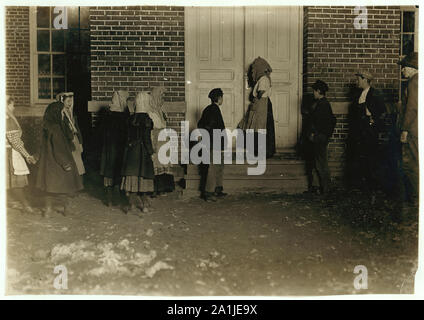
(121, 113), (155, 179)
(35, 101), (84, 194)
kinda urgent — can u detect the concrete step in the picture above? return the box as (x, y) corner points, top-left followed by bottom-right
(184, 157), (344, 193)
(186, 161), (306, 177)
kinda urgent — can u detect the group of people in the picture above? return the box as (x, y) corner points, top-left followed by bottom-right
(301, 51), (419, 219)
(6, 52), (419, 218)
(99, 87), (175, 213)
(6, 87), (176, 216)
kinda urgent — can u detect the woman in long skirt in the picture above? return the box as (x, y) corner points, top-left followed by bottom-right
(35, 92), (85, 216)
(6, 95), (38, 214)
(148, 87), (175, 195)
(240, 57), (276, 158)
(120, 92), (155, 214)
(100, 90), (130, 206)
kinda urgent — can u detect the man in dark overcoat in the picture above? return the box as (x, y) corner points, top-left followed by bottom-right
(348, 70), (386, 203)
(398, 52), (419, 209)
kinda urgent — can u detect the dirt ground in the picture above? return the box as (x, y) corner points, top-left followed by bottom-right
(6, 175), (419, 296)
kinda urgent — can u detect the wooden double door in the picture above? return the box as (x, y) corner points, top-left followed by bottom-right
(185, 6), (302, 150)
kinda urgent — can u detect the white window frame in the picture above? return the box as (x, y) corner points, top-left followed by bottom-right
(29, 6), (67, 107)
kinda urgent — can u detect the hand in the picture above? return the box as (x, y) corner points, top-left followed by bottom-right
(63, 164), (72, 171)
(400, 131), (408, 143)
(26, 155), (37, 164)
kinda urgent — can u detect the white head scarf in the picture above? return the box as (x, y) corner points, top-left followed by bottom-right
(150, 87), (167, 129)
(109, 91), (129, 112)
(135, 91), (153, 114)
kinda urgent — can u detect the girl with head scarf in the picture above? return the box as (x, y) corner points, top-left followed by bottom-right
(120, 92), (155, 214)
(148, 87), (175, 195)
(100, 91), (130, 206)
(35, 93), (85, 217)
(240, 56), (276, 158)
(6, 95), (38, 214)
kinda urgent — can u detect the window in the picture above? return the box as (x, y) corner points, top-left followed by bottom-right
(399, 6), (419, 102)
(30, 6), (90, 105)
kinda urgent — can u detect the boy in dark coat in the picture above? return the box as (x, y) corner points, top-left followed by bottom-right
(197, 88), (227, 202)
(304, 80), (336, 195)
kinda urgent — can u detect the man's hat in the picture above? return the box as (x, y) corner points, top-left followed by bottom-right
(355, 70), (374, 80)
(208, 88), (224, 101)
(311, 80), (329, 93)
(398, 52), (418, 69)
(56, 92), (74, 102)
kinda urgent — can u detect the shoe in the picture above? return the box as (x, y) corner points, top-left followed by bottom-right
(202, 192), (217, 202)
(215, 187), (227, 198)
(105, 187), (113, 207)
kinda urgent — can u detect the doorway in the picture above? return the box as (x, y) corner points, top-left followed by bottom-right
(185, 6), (302, 151)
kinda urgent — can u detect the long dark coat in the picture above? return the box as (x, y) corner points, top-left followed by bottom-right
(121, 113), (155, 179)
(35, 101), (84, 194)
(100, 110), (129, 182)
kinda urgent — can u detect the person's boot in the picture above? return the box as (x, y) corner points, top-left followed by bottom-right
(140, 193), (150, 212)
(104, 186), (113, 207)
(202, 191), (217, 202)
(215, 186), (227, 198)
(124, 192), (137, 214)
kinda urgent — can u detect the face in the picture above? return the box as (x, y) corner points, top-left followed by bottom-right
(313, 89), (321, 99)
(63, 96), (74, 109)
(356, 76), (369, 89)
(217, 95), (223, 106)
(402, 66), (416, 78)
(7, 99), (15, 113)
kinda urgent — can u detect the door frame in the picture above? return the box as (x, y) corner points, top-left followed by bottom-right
(184, 6), (304, 150)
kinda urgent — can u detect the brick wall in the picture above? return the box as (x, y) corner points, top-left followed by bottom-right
(5, 6), (31, 108)
(303, 6), (401, 101)
(89, 6), (185, 102)
(303, 6), (401, 161)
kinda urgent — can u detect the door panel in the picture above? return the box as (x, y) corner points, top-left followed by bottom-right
(186, 6), (301, 150)
(245, 6), (300, 150)
(186, 7), (244, 133)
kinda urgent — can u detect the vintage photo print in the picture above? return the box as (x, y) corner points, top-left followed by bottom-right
(1, 0), (422, 299)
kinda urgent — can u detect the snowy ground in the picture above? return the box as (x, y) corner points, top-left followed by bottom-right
(6, 181), (418, 296)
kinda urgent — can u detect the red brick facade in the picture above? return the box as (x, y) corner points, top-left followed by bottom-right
(5, 6), (31, 109)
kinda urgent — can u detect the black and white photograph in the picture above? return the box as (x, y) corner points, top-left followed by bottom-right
(1, 0), (422, 299)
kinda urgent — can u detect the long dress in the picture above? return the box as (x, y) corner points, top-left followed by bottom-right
(149, 87), (175, 192)
(35, 102), (84, 194)
(6, 114), (30, 189)
(120, 113), (155, 193)
(100, 110), (129, 186)
(240, 75), (276, 158)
